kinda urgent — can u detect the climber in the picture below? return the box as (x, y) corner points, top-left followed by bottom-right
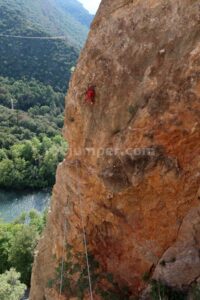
(85, 86), (96, 104)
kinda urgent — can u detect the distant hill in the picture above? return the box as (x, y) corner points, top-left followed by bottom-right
(0, 36), (78, 92)
(55, 0), (93, 28)
(0, 0), (93, 47)
(0, 0), (93, 91)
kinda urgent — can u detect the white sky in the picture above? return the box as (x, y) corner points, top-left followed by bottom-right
(79, 0), (101, 14)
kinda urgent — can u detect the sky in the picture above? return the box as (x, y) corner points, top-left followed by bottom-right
(79, 0), (101, 14)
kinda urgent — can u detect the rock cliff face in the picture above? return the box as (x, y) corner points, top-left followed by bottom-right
(30, 0), (200, 299)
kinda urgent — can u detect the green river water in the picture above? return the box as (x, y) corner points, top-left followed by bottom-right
(0, 189), (50, 222)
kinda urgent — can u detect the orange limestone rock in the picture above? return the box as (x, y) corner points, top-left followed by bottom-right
(30, 0), (200, 299)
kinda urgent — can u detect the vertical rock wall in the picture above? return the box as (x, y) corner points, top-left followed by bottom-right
(30, 0), (200, 299)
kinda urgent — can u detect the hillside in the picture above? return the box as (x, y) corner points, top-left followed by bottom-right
(0, 0), (92, 47)
(0, 0), (93, 91)
(54, 0), (93, 27)
(0, 37), (77, 92)
(0, 0), (94, 190)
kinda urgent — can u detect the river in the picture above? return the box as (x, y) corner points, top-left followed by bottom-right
(0, 189), (51, 222)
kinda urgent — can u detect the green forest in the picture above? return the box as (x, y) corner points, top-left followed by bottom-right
(0, 210), (47, 298)
(0, 0), (92, 296)
(0, 0), (92, 190)
(0, 37), (78, 92)
(0, 77), (67, 189)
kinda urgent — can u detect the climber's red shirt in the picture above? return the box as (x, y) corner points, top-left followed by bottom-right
(85, 86), (95, 104)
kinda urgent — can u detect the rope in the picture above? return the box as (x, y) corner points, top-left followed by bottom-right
(59, 162), (94, 300)
(76, 160), (94, 300)
(0, 34), (66, 40)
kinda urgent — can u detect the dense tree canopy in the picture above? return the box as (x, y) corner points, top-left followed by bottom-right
(0, 268), (26, 300)
(0, 76), (67, 190)
(0, 136), (67, 189)
(0, 77), (65, 111)
(0, 210), (47, 285)
(0, 37), (77, 92)
(0, 104), (64, 147)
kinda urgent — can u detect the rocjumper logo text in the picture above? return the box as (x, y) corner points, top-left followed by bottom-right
(68, 147), (156, 158)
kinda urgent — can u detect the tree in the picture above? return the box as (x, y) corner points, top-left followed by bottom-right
(8, 226), (38, 284)
(0, 268), (26, 300)
(0, 159), (15, 187)
(0, 211), (46, 285)
(29, 209), (46, 234)
(0, 224), (13, 273)
(0, 149), (7, 160)
(0, 133), (67, 189)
